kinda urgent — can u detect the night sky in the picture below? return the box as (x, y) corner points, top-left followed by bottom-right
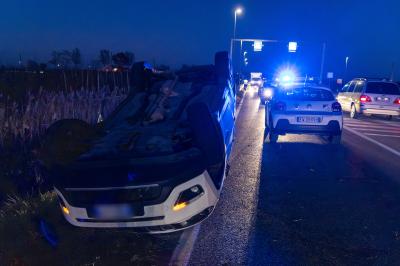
(1, 0), (399, 78)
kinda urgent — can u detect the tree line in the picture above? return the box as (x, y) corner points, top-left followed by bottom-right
(20, 49), (135, 71)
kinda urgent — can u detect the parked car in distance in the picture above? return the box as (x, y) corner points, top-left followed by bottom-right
(337, 78), (400, 119)
(249, 72), (263, 88)
(265, 86), (343, 144)
(258, 82), (276, 104)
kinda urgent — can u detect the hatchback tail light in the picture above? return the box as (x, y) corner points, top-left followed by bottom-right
(332, 102), (342, 112)
(273, 101), (286, 111)
(360, 95), (372, 103)
(393, 98), (400, 104)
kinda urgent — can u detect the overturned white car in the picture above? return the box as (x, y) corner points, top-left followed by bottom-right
(41, 52), (236, 233)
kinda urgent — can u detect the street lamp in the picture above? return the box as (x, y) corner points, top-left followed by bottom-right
(230, 7), (243, 60)
(345, 56), (350, 82)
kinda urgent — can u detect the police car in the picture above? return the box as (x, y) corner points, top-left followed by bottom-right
(265, 85), (343, 143)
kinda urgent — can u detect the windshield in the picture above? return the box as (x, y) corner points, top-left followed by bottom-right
(277, 87), (334, 101)
(366, 82), (400, 95)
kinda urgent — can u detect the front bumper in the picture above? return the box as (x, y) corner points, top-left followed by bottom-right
(55, 171), (219, 233)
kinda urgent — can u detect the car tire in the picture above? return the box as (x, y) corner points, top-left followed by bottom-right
(386, 115), (393, 120)
(269, 132), (279, 143)
(329, 134), (342, 144)
(350, 104), (357, 119)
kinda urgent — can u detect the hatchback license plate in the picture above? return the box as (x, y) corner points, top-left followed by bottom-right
(297, 116), (322, 123)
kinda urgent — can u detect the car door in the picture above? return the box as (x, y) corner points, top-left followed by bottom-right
(337, 82), (353, 112)
(351, 80), (365, 111)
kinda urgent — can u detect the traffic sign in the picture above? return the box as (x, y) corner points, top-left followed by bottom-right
(253, 41), (263, 52)
(288, 42), (298, 53)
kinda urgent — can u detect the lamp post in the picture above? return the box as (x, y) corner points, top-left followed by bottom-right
(230, 7), (243, 60)
(345, 56), (350, 82)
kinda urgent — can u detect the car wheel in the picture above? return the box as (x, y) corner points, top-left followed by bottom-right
(350, 104), (357, 119)
(329, 134), (342, 144)
(386, 115), (393, 120)
(269, 132), (279, 143)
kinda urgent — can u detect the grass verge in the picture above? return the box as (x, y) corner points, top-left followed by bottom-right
(0, 192), (180, 266)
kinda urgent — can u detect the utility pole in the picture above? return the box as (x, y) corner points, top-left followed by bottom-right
(18, 54), (22, 68)
(390, 62), (395, 81)
(345, 56), (350, 82)
(230, 8), (243, 61)
(319, 42), (326, 85)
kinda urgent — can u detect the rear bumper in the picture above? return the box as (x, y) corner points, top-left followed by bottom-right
(360, 107), (400, 116)
(270, 112), (343, 135)
(55, 171), (219, 233)
(273, 119), (342, 135)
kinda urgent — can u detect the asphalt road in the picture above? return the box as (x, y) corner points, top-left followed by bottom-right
(186, 92), (400, 266)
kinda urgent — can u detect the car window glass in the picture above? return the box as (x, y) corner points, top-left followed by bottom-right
(341, 83), (350, 93)
(353, 81), (365, 93)
(277, 87), (334, 101)
(347, 82), (356, 93)
(366, 82), (400, 95)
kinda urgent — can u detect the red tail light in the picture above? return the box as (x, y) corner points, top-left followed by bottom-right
(394, 98), (400, 104)
(332, 102), (342, 112)
(273, 101), (286, 111)
(360, 95), (372, 103)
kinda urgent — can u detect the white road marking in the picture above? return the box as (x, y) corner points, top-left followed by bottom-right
(344, 124), (400, 130)
(356, 128), (400, 133)
(364, 133), (400, 138)
(235, 91), (246, 118)
(344, 126), (400, 157)
(168, 225), (201, 266)
(343, 119), (376, 125)
(344, 118), (400, 127)
(372, 120), (400, 126)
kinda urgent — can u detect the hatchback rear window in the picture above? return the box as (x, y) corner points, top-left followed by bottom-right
(366, 82), (400, 95)
(277, 87), (334, 101)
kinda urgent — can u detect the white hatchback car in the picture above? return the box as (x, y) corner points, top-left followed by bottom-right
(265, 86), (343, 143)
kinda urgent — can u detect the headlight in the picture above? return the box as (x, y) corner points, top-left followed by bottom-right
(173, 185), (204, 211)
(263, 88), (273, 98)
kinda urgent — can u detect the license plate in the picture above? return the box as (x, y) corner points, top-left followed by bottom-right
(297, 116), (322, 123)
(92, 204), (134, 219)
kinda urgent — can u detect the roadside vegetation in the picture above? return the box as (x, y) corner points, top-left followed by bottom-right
(0, 192), (178, 265)
(0, 48), (175, 265)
